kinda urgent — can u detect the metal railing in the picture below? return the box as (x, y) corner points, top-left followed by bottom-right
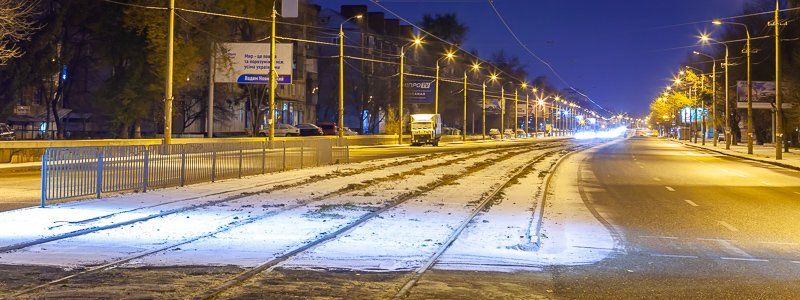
(40, 139), (349, 205)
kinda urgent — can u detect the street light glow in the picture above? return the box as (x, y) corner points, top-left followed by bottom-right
(712, 19), (723, 25)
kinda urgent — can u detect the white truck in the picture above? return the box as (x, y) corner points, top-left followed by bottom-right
(410, 114), (442, 146)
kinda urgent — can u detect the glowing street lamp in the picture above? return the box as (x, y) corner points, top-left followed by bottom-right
(397, 36), (423, 144)
(714, 19), (753, 154)
(339, 14), (363, 138)
(435, 51), (457, 115)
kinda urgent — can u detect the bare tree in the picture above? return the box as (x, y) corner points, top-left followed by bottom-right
(0, 0), (39, 65)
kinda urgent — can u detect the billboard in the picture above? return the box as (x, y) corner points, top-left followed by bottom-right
(403, 79), (435, 104)
(214, 43), (293, 84)
(736, 81), (793, 109)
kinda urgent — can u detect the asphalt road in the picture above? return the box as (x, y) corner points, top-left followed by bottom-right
(542, 137), (800, 298)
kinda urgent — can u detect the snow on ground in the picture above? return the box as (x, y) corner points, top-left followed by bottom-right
(436, 140), (619, 272)
(0, 149), (487, 268)
(0, 154), (424, 249)
(283, 148), (546, 272)
(126, 148), (495, 267)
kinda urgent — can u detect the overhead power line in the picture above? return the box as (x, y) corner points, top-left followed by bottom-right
(486, 0), (609, 115)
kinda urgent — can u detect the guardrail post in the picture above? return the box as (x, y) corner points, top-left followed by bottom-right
(300, 143), (304, 169)
(96, 148), (104, 199)
(282, 142), (287, 171)
(238, 149), (243, 178)
(142, 148), (149, 193)
(180, 146), (186, 187)
(40, 151), (48, 207)
(346, 143), (350, 164)
(211, 148), (217, 182)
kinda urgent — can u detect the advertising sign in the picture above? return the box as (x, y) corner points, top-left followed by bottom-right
(215, 43), (293, 84)
(485, 98), (501, 114)
(680, 107), (706, 123)
(13, 105), (30, 116)
(404, 79), (435, 104)
(735, 81), (792, 109)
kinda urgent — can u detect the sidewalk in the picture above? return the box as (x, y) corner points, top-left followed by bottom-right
(677, 140), (800, 171)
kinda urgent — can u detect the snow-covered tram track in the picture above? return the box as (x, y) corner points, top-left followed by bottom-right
(0, 142), (547, 254)
(5, 142), (560, 298)
(194, 143), (572, 300)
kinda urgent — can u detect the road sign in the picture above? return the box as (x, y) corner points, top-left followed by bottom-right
(214, 43), (293, 84)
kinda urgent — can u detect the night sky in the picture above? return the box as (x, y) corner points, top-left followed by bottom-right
(317, 0), (747, 116)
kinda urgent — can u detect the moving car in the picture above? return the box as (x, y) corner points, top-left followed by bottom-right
(296, 123), (324, 136)
(410, 114), (442, 146)
(0, 123), (14, 141)
(259, 123), (300, 137)
(316, 122), (338, 135)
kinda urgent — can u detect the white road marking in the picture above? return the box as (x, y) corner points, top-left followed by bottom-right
(651, 254), (698, 259)
(720, 257), (769, 262)
(665, 186), (676, 192)
(792, 261), (800, 264)
(638, 165), (645, 169)
(684, 200), (699, 207)
(718, 221), (739, 232)
(793, 191), (800, 195)
(761, 181), (773, 186)
(653, 177), (661, 182)
(639, 235), (679, 240)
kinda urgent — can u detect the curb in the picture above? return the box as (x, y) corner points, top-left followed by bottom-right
(679, 141), (800, 172)
(0, 164), (41, 175)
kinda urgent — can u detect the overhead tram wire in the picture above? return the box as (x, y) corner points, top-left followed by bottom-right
(486, 0), (608, 114)
(101, 0), (534, 103)
(645, 6), (800, 31)
(368, 0), (529, 87)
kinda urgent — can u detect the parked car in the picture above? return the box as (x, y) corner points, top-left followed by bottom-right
(343, 127), (359, 136)
(503, 129), (515, 138)
(488, 128), (502, 139)
(442, 126), (461, 136)
(316, 122), (338, 135)
(515, 129), (528, 138)
(296, 123), (324, 136)
(259, 123), (300, 137)
(0, 123), (14, 141)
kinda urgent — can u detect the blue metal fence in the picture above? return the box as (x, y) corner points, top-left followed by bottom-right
(40, 139), (349, 206)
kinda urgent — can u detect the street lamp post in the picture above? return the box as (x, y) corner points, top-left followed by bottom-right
(714, 19), (753, 154)
(500, 86), (505, 140)
(339, 15), (363, 139)
(397, 37), (422, 145)
(434, 51), (456, 115)
(514, 88), (519, 135)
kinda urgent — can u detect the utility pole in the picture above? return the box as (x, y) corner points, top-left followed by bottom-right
(514, 89), (519, 135)
(207, 43), (215, 138)
(398, 49), (404, 145)
(268, 5), (277, 141)
(772, 0), (786, 159)
(525, 93), (529, 136)
(482, 82), (486, 140)
(500, 87), (505, 140)
(163, 0), (175, 144)
(463, 72), (467, 141)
